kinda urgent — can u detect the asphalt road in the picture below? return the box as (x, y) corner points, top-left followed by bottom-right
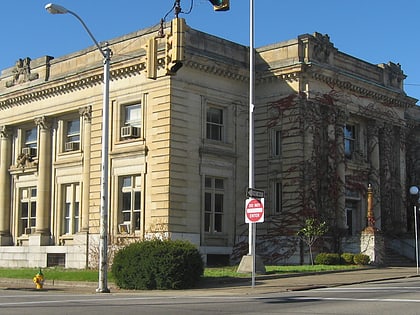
(1, 277), (420, 315)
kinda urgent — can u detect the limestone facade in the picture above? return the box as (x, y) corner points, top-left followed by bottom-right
(0, 22), (418, 267)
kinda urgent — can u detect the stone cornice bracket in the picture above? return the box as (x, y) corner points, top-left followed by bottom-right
(0, 125), (11, 139)
(79, 105), (92, 122)
(185, 60), (247, 82)
(34, 116), (50, 130)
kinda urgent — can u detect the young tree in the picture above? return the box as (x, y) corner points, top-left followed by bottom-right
(297, 218), (328, 265)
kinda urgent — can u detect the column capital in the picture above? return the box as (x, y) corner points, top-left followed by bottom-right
(0, 125), (11, 139)
(34, 116), (51, 130)
(79, 106), (92, 122)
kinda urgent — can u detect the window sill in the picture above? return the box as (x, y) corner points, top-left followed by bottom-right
(59, 235), (75, 245)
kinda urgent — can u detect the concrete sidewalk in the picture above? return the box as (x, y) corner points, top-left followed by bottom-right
(1, 267), (419, 295)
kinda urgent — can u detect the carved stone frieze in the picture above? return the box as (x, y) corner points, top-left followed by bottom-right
(5, 57), (39, 88)
(312, 33), (336, 63)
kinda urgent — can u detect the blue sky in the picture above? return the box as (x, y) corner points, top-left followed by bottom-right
(1, 1), (419, 103)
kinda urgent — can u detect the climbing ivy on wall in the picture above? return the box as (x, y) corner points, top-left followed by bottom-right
(231, 86), (412, 264)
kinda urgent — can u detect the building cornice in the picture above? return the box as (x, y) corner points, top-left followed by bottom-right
(257, 63), (416, 109)
(0, 55), (250, 109)
(184, 59), (248, 82)
(0, 61), (147, 109)
(310, 71), (414, 109)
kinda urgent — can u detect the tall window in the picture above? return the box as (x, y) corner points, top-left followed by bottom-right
(64, 119), (80, 151)
(20, 187), (37, 235)
(204, 176), (224, 233)
(206, 107), (224, 141)
(345, 200), (359, 236)
(273, 181), (282, 213)
(23, 127), (37, 156)
(120, 175), (141, 233)
(344, 124), (356, 159)
(63, 184), (80, 235)
(271, 129), (281, 157)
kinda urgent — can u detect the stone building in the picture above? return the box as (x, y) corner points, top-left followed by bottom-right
(0, 19), (418, 268)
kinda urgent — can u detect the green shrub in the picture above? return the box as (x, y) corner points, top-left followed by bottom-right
(111, 239), (204, 290)
(353, 253), (370, 265)
(341, 253), (355, 265)
(314, 253), (341, 265)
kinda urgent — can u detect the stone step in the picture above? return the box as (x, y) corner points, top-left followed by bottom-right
(384, 248), (415, 267)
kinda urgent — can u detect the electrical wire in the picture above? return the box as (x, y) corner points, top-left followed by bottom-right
(109, 0), (195, 59)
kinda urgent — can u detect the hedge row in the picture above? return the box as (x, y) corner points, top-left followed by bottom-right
(314, 252), (370, 265)
(111, 239), (204, 290)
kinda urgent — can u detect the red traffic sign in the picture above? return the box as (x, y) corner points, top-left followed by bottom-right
(245, 198), (264, 223)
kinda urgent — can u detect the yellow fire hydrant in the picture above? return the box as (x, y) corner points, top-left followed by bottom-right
(33, 268), (44, 289)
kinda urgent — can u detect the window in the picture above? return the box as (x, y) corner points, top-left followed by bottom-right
(344, 124), (356, 159)
(121, 103), (141, 139)
(206, 107), (224, 141)
(345, 200), (359, 236)
(64, 119), (80, 151)
(204, 176), (224, 233)
(120, 175), (141, 233)
(23, 127), (37, 156)
(271, 129), (281, 157)
(124, 104), (141, 127)
(20, 187), (36, 235)
(273, 181), (282, 213)
(63, 184), (80, 235)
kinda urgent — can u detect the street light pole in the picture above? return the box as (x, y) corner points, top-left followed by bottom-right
(409, 186), (419, 275)
(45, 3), (111, 293)
(249, 0), (256, 288)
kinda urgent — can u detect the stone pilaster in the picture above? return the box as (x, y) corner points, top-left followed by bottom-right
(399, 127), (408, 232)
(34, 116), (52, 244)
(80, 106), (92, 233)
(0, 126), (12, 245)
(367, 121), (381, 229)
(336, 118), (346, 229)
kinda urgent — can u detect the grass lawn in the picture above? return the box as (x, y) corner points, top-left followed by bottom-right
(0, 268), (109, 282)
(0, 265), (361, 283)
(204, 264), (360, 278)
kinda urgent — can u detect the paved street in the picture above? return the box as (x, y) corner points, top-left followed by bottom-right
(1, 268), (420, 315)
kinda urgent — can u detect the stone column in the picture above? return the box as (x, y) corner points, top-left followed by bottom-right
(399, 127), (408, 232)
(336, 119), (346, 229)
(80, 106), (92, 233)
(0, 126), (12, 245)
(34, 116), (52, 244)
(367, 121), (381, 228)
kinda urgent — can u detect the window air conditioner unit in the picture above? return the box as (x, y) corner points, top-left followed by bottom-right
(64, 141), (80, 152)
(22, 147), (36, 156)
(24, 227), (35, 235)
(118, 223), (130, 234)
(121, 126), (140, 139)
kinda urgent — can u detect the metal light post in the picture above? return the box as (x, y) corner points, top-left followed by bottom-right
(248, 0), (256, 288)
(45, 3), (111, 293)
(409, 186), (419, 275)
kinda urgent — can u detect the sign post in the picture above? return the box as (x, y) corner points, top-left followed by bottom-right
(245, 196), (264, 287)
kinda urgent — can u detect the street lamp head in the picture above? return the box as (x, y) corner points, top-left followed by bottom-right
(410, 186), (419, 196)
(45, 3), (69, 14)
